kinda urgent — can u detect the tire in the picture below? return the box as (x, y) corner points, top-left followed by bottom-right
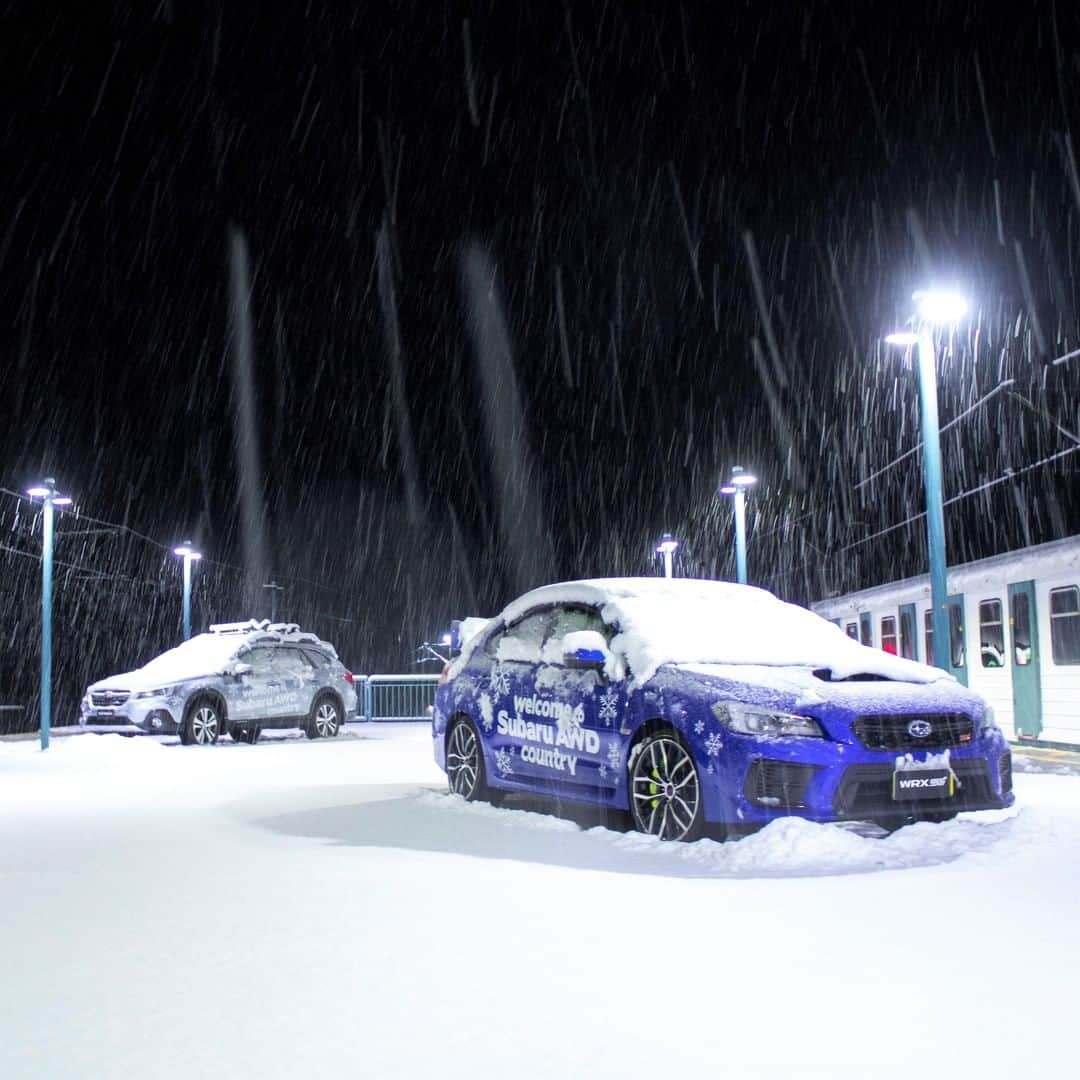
(628, 731), (704, 841)
(180, 697), (222, 746)
(306, 694), (342, 739)
(446, 717), (491, 802)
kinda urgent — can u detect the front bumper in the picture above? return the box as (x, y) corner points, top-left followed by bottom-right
(80, 696), (181, 734)
(699, 728), (1014, 826)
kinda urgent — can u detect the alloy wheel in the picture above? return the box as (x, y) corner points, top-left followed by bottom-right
(447, 721), (480, 799)
(314, 700), (340, 737)
(192, 705), (219, 745)
(630, 735), (702, 841)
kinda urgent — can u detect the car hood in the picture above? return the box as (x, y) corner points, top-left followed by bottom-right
(89, 669), (197, 693)
(661, 662), (985, 720)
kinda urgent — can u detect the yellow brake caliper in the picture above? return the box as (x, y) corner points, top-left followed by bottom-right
(649, 767), (661, 809)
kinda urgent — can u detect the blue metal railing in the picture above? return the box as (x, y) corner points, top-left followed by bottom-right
(356, 674), (439, 723)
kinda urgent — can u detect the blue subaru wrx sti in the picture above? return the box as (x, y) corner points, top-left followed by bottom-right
(432, 579), (1014, 840)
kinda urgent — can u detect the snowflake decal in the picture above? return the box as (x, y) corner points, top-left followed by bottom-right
(606, 739), (622, 771)
(598, 764), (608, 780)
(705, 731), (724, 756)
(693, 719), (705, 735)
(488, 663), (511, 698)
(598, 689), (619, 727)
(494, 748), (515, 776)
(479, 692), (495, 732)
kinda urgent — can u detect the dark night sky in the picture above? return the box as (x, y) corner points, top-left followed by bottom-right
(2, 1), (1079, 716)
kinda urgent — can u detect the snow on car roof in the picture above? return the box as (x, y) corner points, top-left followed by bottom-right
(105, 621), (338, 689)
(488, 577), (947, 686)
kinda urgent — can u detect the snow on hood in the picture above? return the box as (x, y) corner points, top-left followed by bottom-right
(484, 578), (949, 687)
(91, 633), (244, 692)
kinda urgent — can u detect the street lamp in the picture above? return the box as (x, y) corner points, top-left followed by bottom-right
(173, 542), (203, 641)
(719, 466), (757, 585)
(26, 479), (72, 750)
(885, 288), (969, 670)
(654, 533), (679, 578)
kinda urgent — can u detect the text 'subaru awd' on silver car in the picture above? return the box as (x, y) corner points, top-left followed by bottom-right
(80, 620), (358, 745)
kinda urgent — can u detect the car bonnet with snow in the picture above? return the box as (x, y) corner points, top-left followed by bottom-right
(434, 578), (1013, 837)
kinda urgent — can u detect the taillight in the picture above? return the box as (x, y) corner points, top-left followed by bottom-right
(342, 671), (354, 685)
(437, 663), (451, 687)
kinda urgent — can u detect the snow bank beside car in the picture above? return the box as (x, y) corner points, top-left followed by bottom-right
(422, 789), (1018, 877)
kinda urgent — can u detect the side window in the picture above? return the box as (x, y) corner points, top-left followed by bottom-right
(924, 610), (935, 665)
(302, 648), (332, 669)
(880, 616), (898, 655)
(1049, 586), (1080, 665)
(1010, 592), (1032, 666)
(859, 617), (872, 647)
(489, 611), (553, 663)
(899, 609), (916, 660)
(979, 599), (1005, 668)
(245, 647), (276, 674)
(277, 649), (314, 676)
(845, 622), (858, 640)
(542, 606), (611, 663)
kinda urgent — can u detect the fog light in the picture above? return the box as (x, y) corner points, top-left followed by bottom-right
(150, 713), (164, 729)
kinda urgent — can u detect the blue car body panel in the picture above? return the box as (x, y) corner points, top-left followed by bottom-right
(433, 586), (1014, 829)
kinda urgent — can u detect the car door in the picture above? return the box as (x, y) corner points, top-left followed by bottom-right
(535, 605), (625, 791)
(232, 646), (283, 722)
(274, 647), (318, 721)
(478, 609), (556, 786)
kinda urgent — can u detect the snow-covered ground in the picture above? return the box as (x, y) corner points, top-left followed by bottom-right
(1, 725), (1077, 1079)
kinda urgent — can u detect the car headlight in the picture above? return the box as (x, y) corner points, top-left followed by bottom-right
(979, 705), (997, 733)
(711, 701), (825, 739)
(134, 687), (171, 700)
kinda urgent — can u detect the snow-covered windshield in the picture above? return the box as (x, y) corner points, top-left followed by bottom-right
(120, 634), (243, 687)
(495, 578), (946, 687)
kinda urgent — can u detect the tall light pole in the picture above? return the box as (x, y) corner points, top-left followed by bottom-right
(654, 533), (679, 578)
(720, 466), (757, 585)
(173, 543), (203, 641)
(886, 288), (969, 670)
(27, 479), (72, 750)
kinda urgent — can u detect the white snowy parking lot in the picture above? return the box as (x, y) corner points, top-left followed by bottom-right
(1, 725), (1077, 1079)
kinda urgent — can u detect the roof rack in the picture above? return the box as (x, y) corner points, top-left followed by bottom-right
(205, 619), (338, 658)
(208, 619), (270, 635)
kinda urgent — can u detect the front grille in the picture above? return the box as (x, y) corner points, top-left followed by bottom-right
(744, 760), (818, 809)
(851, 713), (974, 751)
(999, 752), (1013, 796)
(91, 690), (130, 707)
(834, 759), (999, 819)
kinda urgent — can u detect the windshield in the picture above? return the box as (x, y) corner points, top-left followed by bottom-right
(132, 635), (242, 685)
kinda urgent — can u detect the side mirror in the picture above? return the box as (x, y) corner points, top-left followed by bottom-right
(561, 630), (609, 670)
(231, 662), (253, 678)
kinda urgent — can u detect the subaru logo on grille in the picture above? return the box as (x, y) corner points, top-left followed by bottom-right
(908, 719), (933, 739)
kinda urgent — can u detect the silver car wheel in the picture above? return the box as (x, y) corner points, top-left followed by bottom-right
(192, 705), (219, 745)
(630, 735), (701, 841)
(447, 720), (480, 799)
(314, 700), (339, 737)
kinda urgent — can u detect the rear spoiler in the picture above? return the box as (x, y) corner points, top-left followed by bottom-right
(450, 617), (492, 652)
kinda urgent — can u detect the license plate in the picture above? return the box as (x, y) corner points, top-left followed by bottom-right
(95, 707), (114, 716)
(892, 768), (954, 800)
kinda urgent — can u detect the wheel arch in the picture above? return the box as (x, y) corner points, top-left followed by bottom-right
(626, 715), (683, 768)
(312, 687), (345, 715)
(185, 688), (228, 723)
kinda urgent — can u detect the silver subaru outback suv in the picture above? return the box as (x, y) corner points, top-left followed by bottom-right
(80, 620), (358, 745)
